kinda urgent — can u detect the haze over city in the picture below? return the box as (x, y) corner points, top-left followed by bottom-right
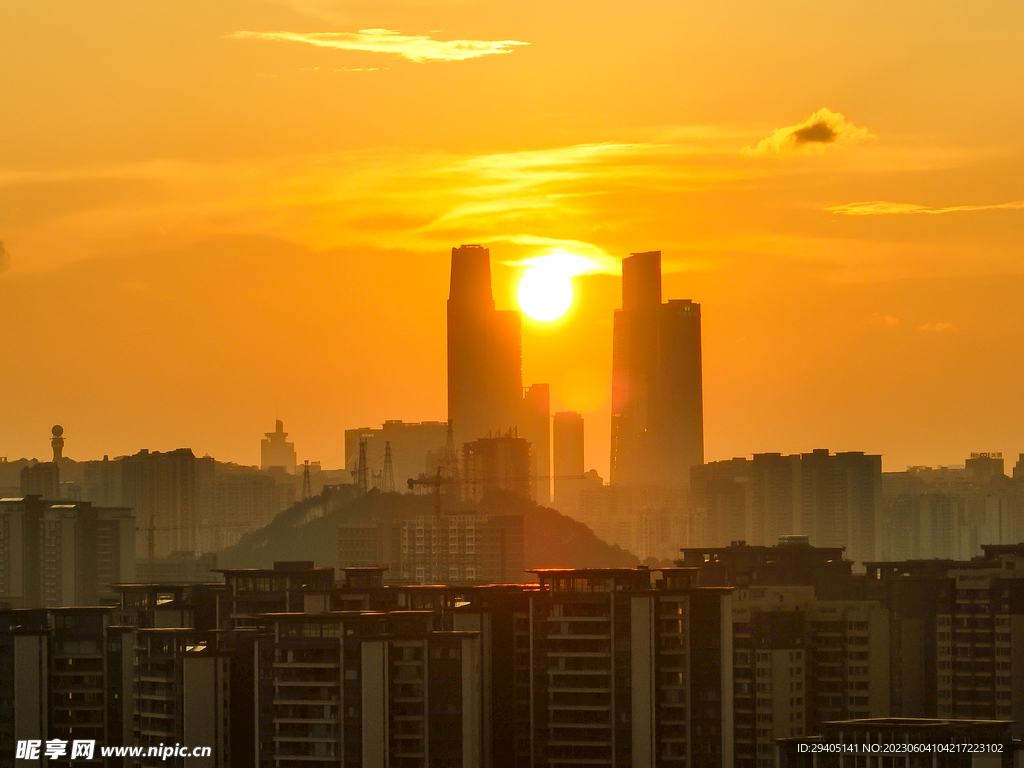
(6, 4), (1024, 765)
(3, 0), (1024, 474)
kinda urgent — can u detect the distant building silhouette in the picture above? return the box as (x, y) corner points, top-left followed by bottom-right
(50, 424), (65, 463)
(261, 419), (297, 473)
(610, 251), (703, 489)
(339, 513), (525, 584)
(20, 461), (59, 499)
(552, 410), (585, 516)
(964, 451), (1005, 483)
(447, 244), (523, 451)
(345, 420), (447, 489)
(878, 454), (1024, 562)
(691, 449), (882, 566)
(462, 431), (532, 503)
(122, 448), (197, 558)
(677, 535), (858, 600)
(521, 383), (551, 503)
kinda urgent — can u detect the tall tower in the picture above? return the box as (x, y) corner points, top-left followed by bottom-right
(261, 420), (298, 474)
(656, 299), (704, 486)
(51, 425), (65, 463)
(610, 251), (703, 488)
(447, 244), (523, 451)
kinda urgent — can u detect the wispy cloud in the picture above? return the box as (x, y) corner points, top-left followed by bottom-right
(918, 322), (955, 332)
(828, 200), (1024, 215)
(868, 312), (900, 327)
(230, 29), (528, 62)
(746, 108), (870, 157)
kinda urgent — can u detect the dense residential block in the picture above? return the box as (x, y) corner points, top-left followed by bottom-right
(690, 450), (882, 566)
(0, 496), (135, 608)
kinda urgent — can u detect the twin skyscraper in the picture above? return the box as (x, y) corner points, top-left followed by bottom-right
(446, 244), (703, 497)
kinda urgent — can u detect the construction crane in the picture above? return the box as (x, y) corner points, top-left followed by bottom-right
(407, 466), (460, 525)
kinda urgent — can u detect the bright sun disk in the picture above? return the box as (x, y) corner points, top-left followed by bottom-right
(518, 265), (573, 321)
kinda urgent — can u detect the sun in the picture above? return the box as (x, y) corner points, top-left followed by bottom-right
(518, 263), (574, 321)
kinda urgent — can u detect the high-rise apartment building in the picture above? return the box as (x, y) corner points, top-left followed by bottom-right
(610, 251), (703, 490)
(463, 432), (532, 504)
(122, 448), (197, 558)
(865, 545), (1024, 735)
(254, 610), (483, 768)
(731, 586), (890, 768)
(447, 245), (523, 452)
(0, 607), (133, 763)
(0, 496), (135, 608)
(690, 450), (882, 566)
(519, 567), (734, 767)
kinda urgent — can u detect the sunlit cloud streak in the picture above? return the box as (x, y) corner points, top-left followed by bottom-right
(502, 244), (620, 276)
(231, 29), (528, 62)
(746, 108), (870, 157)
(828, 200), (1024, 215)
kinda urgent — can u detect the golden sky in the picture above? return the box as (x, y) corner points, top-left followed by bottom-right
(2, 0), (1023, 474)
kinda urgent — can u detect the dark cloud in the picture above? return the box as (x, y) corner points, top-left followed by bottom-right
(791, 120), (838, 144)
(747, 108), (869, 156)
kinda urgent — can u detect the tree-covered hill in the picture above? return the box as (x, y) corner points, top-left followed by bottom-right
(217, 488), (638, 575)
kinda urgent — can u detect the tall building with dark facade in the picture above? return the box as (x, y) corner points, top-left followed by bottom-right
(447, 245), (523, 453)
(610, 251), (703, 490)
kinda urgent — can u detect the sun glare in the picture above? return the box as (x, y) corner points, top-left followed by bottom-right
(518, 268), (573, 321)
(516, 251), (598, 322)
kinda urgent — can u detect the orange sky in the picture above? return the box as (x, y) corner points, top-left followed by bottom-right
(2, 0), (1023, 475)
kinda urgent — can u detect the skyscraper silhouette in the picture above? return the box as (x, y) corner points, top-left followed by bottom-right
(610, 251), (703, 488)
(521, 383), (551, 503)
(447, 245), (523, 451)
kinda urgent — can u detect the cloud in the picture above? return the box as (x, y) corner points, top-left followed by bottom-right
(231, 29), (528, 62)
(0, 241), (10, 272)
(502, 243), (620, 276)
(868, 312), (899, 327)
(918, 322), (955, 332)
(828, 200), (1024, 216)
(746, 108), (870, 157)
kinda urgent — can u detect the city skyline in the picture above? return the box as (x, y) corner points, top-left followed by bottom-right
(4, 3), (1024, 763)
(3, 1), (1024, 476)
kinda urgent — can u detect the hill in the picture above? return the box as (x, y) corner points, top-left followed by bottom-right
(217, 489), (639, 574)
